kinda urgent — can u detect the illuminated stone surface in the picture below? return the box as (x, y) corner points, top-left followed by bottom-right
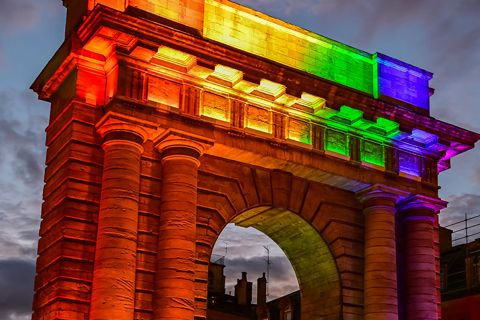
(30, 1), (480, 319)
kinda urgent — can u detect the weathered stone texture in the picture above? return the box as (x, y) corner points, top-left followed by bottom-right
(31, 2), (477, 320)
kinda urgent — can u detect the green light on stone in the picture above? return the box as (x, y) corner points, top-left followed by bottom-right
(339, 106), (363, 123)
(204, 0), (375, 95)
(361, 131), (389, 144)
(376, 118), (400, 136)
(373, 53), (379, 99)
(362, 140), (384, 166)
(328, 105), (363, 125)
(325, 129), (349, 156)
(300, 134), (311, 144)
(352, 119), (374, 131)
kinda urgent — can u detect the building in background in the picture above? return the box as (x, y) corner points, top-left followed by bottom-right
(440, 217), (480, 320)
(207, 257), (253, 320)
(258, 290), (301, 320)
(206, 259), (300, 320)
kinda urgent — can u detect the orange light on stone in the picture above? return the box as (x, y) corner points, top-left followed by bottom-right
(89, 114), (151, 320)
(30, 2), (479, 320)
(152, 129), (213, 320)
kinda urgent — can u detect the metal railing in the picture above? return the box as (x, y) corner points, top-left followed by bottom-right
(444, 213), (480, 245)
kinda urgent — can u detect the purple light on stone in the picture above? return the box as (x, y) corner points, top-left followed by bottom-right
(398, 151), (421, 177)
(403, 216), (436, 223)
(375, 53), (433, 112)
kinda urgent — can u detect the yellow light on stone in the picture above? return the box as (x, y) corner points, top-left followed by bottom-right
(207, 64), (244, 87)
(252, 79), (286, 100)
(203, 0), (374, 95)
(151, 46), (197, 73)
(245, 105), (271, 133)
(293, 93), (326, 114)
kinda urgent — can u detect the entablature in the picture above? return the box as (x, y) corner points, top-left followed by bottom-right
(32, 4), (480, 192)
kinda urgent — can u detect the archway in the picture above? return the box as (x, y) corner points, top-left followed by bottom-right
(192, 157), (362, 320)
(207, 206), (342, 320)
(211, 223), (299, 301)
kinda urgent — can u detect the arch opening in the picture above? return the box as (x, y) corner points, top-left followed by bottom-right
(207, 206), (342, 320)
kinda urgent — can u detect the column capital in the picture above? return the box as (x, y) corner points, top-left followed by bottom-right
(356, 184), (410, 204)
(397, 195), (448, 221)
(153, 128), (214, 159)
(96, 112), (158, 143)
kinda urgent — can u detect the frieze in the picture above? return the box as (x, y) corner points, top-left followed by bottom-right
(146, 75), (181, 109)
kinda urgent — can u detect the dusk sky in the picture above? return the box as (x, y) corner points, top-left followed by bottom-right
(1, 0), (479, 318)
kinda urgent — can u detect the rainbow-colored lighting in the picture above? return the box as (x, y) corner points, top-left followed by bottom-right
(203, 0), (433, 112)
(136, 0), (448, 176)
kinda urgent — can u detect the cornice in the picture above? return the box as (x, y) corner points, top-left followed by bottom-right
(71, 6), (480, 147)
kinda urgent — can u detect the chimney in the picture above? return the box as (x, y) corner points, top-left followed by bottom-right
(257, 273), (267, 307)
(234, 272), (252, 306)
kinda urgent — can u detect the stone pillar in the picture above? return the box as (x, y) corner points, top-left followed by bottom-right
(357, 185), (409, 320)
(153, 129), (213, 320)
(89, 114), (150, 320)
(397, 196), (447, 320)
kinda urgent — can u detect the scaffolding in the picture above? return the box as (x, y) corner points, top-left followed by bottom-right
(445, 213), (480, 245)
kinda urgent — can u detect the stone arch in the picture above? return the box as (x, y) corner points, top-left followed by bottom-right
(230, 207), (342, 319)
(194, 155), (365, 320)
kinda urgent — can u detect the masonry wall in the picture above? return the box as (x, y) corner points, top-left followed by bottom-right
(34, 73), (104, 319)
(30, 2), (464, 319)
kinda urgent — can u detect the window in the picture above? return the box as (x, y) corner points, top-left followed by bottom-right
(283, 304), (292, 320)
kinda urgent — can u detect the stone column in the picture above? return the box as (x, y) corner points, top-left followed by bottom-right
(397, 196), (447, 320)
(357, 185), (409, 320)
(153, 129), (213, 320)
(89, 114), (151, 320)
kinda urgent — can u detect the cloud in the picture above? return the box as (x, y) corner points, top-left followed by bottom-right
(0, 0), (39, 32)
(212, 224), (299, 302)
(221, 256), (299, 302)
(0, 259), (35, 320)
(13, 148), (43, 185)
(0, 89), (47, 262)
(0, 89), (48, 186)
(439, 193), (480, 244)
(0, 198), (40, 260)
(225, 256), (297, 282)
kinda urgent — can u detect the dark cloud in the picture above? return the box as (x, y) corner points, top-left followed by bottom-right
(18, 229), (40, 243)
(0, 88), (45, 265)
(213, 224), (299, 302)
(225, 256), (297, 283)
(0, 197), (41, 258)
(212, 224), (299, 301)
(439, 193), (480, 245)
(0, 259), (35, 320)
(0, 89), (48, 189)
(222, 256), (299, 302)
(13, 148), (43, 185)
